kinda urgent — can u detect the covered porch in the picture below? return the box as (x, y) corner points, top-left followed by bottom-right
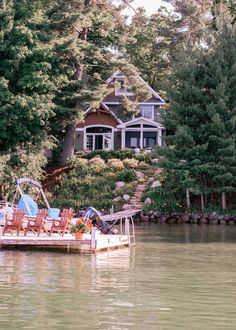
(117, 117), (165, 150)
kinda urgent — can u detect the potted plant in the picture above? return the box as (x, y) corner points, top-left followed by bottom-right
(70, 218), (92, 240)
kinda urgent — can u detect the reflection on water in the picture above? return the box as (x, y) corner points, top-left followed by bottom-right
(0, 224), (236, 329)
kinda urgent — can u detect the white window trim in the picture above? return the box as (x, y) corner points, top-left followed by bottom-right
(139, 105), (154, 120)
(114, 78), (133, 96)
(84, 125), (114, 151)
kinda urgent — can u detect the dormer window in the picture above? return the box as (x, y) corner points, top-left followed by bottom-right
(115, 77), (133, 96)
(139, 105), (154, 120)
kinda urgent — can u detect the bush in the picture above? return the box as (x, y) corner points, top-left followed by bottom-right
(88, 157), (106, 172)
(138, 161), (149, 170)
(107, 158), (124, 170)
(142, 187), (182, 213)
(75, 150), (155, 162)
(117, 169), (137, 183)
(123, 158), (139, 169)
(135, 152), (153, 163)
(70, 157), (88, 168)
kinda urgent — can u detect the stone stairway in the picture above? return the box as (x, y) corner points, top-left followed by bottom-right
(129, 169), (162, 209)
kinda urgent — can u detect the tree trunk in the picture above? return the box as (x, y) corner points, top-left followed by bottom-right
(60, 124), (76, 165)
(204, 193), (208, 208)
(200, 193), (204, 211)
(222, 192), (226, 210)
(211, 192), (214, 204)
(60, 0), (92, 165)
(186, 188), (191, 209)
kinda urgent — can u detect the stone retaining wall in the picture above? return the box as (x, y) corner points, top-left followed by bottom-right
(137, 211), (236, 225)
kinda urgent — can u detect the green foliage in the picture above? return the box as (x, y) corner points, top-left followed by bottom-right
(70, 223), (87, 234)
(138, 161), (149, 170)
(157, 24), (236, 209)
(122, 158), (139, 169)
(142, 187), (182, 213)
(0, 148), (47, 199)
(107, 159), (124, 171)
(0, 1), (56, 153)
(117, 170), (137, 183)
(75, 150), (154, 163)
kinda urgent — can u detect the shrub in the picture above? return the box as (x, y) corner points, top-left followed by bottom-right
(142, 187), (182, 213)
(138, 161), (149, 170)
(107, 158), (124, 170)
(88, 157), (106, 172)
(117, 169), (137, 183)
(123, 158), (139, 169)
(135, 152), (153, 163)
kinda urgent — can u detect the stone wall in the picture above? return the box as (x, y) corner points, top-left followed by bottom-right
(137, 211), (236, 225)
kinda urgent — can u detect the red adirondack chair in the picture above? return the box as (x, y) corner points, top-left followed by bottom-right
(24, 209), (49, 236)
(49, 208), (74, 237)
(3, 209), (25, 236)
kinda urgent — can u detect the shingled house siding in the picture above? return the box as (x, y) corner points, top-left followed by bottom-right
(76, 111), (118, 128)
(76, 131), (84, 150)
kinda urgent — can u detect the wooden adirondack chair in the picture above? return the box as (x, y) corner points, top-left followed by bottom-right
(3, 209), (25, 236)
(49, 208), (74, 237)
(24, 209), (49, 236)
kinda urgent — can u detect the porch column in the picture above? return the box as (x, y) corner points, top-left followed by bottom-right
(157, 128), (162, 146)
(83, 130), (87, 150)
(140, 124), (143, 149)
(121, 128), (126, 149)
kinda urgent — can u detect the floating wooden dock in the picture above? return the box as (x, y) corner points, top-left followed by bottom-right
(101, 209), (141, 222)
(0, 232), (130, 253)
(0, 209), (139, 253)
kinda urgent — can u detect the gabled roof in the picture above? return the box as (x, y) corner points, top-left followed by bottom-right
(105, 70), (165, 105)
(84, 102), (123, 124)
(117, 117), (165, 129)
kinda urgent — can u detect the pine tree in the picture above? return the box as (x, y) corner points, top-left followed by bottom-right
(46, 0), (151, 164)
(158, 24), (236, 210)
(125, 7), (175, 91)
(0, 0), (57, 152)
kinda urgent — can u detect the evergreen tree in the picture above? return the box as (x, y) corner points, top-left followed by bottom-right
(0, 0), (59, 191)
(158, 24), (236, 210)
(125, 7), (176, 91)
(46, 0), (150, 164)
(0, 0), (56, 152)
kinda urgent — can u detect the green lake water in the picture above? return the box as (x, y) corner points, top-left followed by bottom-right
(0, 223), (236, 329)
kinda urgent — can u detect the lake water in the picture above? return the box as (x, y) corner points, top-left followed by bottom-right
(0, 224), (236, 329)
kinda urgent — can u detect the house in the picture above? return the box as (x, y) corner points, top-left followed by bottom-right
(76, 71), (166, 151)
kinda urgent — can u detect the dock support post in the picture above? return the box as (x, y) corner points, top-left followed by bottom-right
(0, 226), (2, 249)
(91, 227), (97, 252)
(125, 217), (130, 245)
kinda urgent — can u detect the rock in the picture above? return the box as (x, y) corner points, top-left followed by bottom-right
(154, 211), (161, 218)
(123, 194), (131, 201)
(151, 158), (159, 164)
(151, 180), (161, 188)
(182, 214), (190, 222)
(199, 218), (208, 224)
(144, 197), (152, 205)
(113, 196), (122, 202)
(192, 213), (201, 221)
(122, 204), (131, 210)
(141, 216), (149, 222)
(135, 171), (144, 179)
(115, 181), (125, 189)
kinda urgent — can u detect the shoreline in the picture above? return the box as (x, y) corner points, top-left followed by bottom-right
(138, 211), (236, 225)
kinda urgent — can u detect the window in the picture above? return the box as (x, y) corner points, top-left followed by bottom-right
(115, 78), (133, 96)
(85, 127), (113, 151)
(139, 105), (154, 120)
(130, 137), (139, 148)
(86, 135), (93, 150)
